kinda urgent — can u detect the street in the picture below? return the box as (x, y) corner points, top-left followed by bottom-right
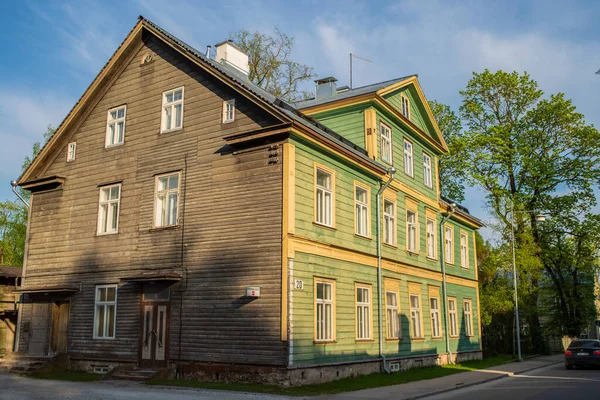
(429, 363), (600, 400)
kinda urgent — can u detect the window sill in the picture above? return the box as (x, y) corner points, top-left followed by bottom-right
(96, 232), (119, 237)
(383, 242), (397, 249)
(355, 234), (372, 241)
(410, 337), (425, 341)
(449, 336), (459, 340)
(355, 339), (375, 343)
(222, 119), (235, 124)
(313, 222), (336, 231)
(461, 266), (470, 270)
(385, 338), (402, 342)
(406, 250), (419, 256)
(104, 143), (125, 149)
(93, 337), (116, 340)
(445, 262), (455, 267)
(426, 256), (438, 262)
(432, 337), (444, 341)
(314, 340), (336, 345)
(160, 127), (183, 135)
(149, 225), (180, 232)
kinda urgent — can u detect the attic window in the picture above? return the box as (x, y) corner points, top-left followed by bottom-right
(401, 95), (410, 120)
(223, 99), (235, 123)
(67, 142), (76, 162)
(141, 53), (155, 65)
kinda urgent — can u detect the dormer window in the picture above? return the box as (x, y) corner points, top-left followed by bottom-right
(223, 99), (235, 123)
(401, 94), (410, 119)
(106, 106), (126, 147)
(161, 87), (184, 133)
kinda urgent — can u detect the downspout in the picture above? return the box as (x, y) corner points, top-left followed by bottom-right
(11, 181), (29, 209)
(377, 167), (395, 374)
(440, 202), (457, 365)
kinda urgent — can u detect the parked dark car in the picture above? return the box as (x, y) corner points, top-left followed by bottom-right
(565, 339), (600, 369)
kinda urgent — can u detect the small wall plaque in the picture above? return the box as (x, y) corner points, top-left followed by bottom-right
(246, 286), (260, 297)
(295, 280), (304, 290)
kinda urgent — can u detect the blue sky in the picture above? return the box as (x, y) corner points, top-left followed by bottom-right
(1, 0), (600, 241)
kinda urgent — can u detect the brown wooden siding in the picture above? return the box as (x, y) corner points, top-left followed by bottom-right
(20, 32), (286, 365)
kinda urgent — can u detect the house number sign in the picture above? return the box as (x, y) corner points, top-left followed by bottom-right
(295, 280), (304, 290)
(246, 286), (260, 297)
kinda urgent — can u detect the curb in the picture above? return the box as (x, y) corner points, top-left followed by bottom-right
(404, 359), (563, 400)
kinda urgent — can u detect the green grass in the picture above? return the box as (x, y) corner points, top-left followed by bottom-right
(148, 354), (522, 396)
(30, 371), (103, 382)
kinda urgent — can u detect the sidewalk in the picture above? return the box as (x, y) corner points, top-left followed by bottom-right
(317, 354), (564, 400)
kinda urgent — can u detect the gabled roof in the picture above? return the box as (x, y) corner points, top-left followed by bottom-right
(293, 75), (416, 109)
(18, 17), (388, 185)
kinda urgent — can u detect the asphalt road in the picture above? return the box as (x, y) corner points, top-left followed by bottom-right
(0, 373), (298, 400)
(428, 362), (600, 400)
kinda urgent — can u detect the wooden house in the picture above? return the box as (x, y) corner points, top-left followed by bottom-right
(14, 17), (483, 384)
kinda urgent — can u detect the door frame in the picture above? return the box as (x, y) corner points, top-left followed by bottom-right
(139, 299), (170, 368)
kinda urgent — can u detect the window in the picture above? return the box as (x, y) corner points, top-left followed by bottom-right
(356, 285), (371, 340)
(94, 284), (117, 339)
(355, 185), (369, 237)
(315, 167), (333, 227)
(67, 142), (76, 162)
(154, 173), (180, 227)
(430, 297), (441, 338)
(464, 300), (474, 337)
(380, 123), (392, 164)
(161, 87), (184, 132)
(426, 218), (436, 259)
(97, 184), (121, 235)
(401, 94), (410, 119)
(445, 226), (454, 264)
(384, 199), (396, 246)
(407, 210), (417, 252)
(410, 294), (422, 338)
(386, 291), (400, 339)
(423, 153), (432, 188)
(223, 99), (235, 123)
(106, 106), (126, 146)
(460, 232), (469, 268)
(403, 139), (413, 176)
(315, 280), (334, 342)
(448, 298), (458, 337)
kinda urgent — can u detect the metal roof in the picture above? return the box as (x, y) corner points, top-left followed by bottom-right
(293, 75), (416, 109)
(0, 266), (21, 279)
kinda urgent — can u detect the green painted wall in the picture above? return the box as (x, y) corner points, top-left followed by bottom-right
(383, 87), (435, 140)
(309, 104), (369, 148)
(290, 252), (480, 366)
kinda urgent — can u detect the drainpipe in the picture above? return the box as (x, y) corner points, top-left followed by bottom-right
(440, 202), (457, 365)
(377, 167), (395, 374)
(11, 181), (29, 209)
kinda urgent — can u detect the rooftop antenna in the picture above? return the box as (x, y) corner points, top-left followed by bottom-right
(350, 53), (372, 89)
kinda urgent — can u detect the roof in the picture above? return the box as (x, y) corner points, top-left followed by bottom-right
(440, 196), (484, 228)
(120, 272), (182, 283)
(13, 285), (80, 295)
(293, 75), (416, 109)
(0, 266), (22, 279)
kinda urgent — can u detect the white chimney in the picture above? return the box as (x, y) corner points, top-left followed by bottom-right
(215, 40), (249, 75)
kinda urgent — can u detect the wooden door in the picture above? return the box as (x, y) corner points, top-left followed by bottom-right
(51, 302), (69, 354)
(140, 302), (169, 369)
(29, 303), (49, 355)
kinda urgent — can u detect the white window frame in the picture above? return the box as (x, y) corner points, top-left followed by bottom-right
(93, 284), (117, 339)
(356, 285), (371, 340)
(355, 184), (369, 237)
(460, 232), (469, 269)
(448, 298), (458, 337)
(383, 199), (396, 246)
(105, 105), (127, 147)
(430, 296), (441, 338)
(315, 280), (334, 342)
(315, 167), (333, 227)
(97, 184), (121, 235)
(401, 94), (410, 119)
(403, 139), (413, 177)
(222, 99), (235, 123)
(423, 153), (432, 188)
(161, 87), (184, 133)
(406, 210), (417, 253)
(67, 142), (76, 162)
(386, 291), (400, 339)
(464, 300), (474, 337)
(154, 172), (181, 228)
(410, 294), (422, 338)
(445, 225), (454, 264)
(426, 218), (436, 259)
(380, 123), (393, 164)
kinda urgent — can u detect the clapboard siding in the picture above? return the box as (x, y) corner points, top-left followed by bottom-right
(21, 32), (286, 365)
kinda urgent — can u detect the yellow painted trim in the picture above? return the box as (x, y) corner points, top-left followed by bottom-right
(460, 229), (470, 270)
(289, 236), (479, 288)
(384, 278), (401, 340)
(434, 156), (441, 201)
(408, 283), (425, 339)
(405, 198), (419, 254)
(425, 215), (438, 261)
(447, 296), (459, 338)
(463, 299), (474, 337)
(355, 282), (374, 341)
(428, 285), (443, 338)
(384, 277), (401, 291)
(375, 76), (449, 152)
(476, 285), (482, 349)
(314, 277), (337, 343)
(440, 205), (484, 229)
(379, 120), (394, 165)
(444, 224), (455, 265)
(472, 232), (479, 280)
(363, 108), (377, 159)
(428, 285), (440, 297)
(300, 93), (373, 114)
(281, 143), (295, 341)
(313, 162), (336, 229)
(353, 180), (372, 239)
(382, 192), (398, 247)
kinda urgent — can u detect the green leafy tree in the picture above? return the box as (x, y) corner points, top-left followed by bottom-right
(229, 27), (316, 101)
(458, 69), (600, 351)
(429, 100), (467, 202)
